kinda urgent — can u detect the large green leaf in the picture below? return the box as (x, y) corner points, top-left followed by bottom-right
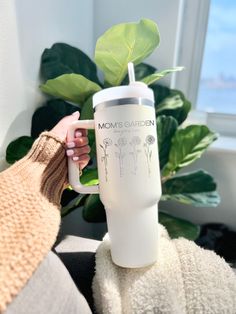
(80, 96), (94, 120)
(162, 90), (191, 125)
(89, 142), (97, 160)
(61, 194), (88, 217)
(157, 115), (178, 169)
(80, 168), (99, 186)
(87, 130), (96, 159)
(161, 170), (220, 207)
(31, 99), (78, 139)
(41, 43), (101, 84)
(6, 136), (34, 164)
(122, 62), (157, 84)
(163, 125), (218, 176)
(142, 67), (184, 85)
(80, 96), (97, 158)
(40, 74), (101, 104)
(82, 194), (106, 222)
(95, 19), (160, 86)
(159, 211), (200, 240)
(151, 84), (171, 104)
(162, 191), (220, 208)
(154, 86), (191, 125)
(156, 93), (184, 114)
(169, 99), (191, 125)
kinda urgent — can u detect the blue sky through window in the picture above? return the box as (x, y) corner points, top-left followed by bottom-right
(197, 0), (236, 114)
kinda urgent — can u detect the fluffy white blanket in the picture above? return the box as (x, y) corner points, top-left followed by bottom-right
(93, 224), (236, 314)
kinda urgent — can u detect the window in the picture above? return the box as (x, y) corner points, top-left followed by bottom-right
(197, 0), (236, 114)
(172, 0), (236, 136)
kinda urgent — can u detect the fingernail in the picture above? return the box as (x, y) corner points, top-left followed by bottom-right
(66, 149), (74, 156)
(72, 156), (79, 161)
(72, 111), (79, 116)
(75, 131), (82, 137)
(67, 141), (75, 148)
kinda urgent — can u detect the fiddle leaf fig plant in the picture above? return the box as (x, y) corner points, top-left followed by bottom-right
(40, 74), (101, 103)
(95, 19), (160, 86)
(161, 170), (219, 207)
(141, 67), (184, 86)
(162, 125), (217, 177)
(5, 19), (220, 240)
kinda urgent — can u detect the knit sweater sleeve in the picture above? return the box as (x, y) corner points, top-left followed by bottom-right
(0, 131), (68, 313)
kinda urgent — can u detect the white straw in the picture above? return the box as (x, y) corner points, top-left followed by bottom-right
(128, 62), (135, 83)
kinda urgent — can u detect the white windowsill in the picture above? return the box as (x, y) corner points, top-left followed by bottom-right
(210, 136), (236, 153)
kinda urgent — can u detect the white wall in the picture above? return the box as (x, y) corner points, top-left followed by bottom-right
(0, 0), (94, 169)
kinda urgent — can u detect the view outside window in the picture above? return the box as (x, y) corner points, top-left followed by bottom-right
(197, 0), (236, 114)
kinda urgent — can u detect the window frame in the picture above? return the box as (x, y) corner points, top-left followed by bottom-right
(171, 0), (236, 137)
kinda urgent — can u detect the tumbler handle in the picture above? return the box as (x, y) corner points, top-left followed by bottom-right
(67, 120), (99, 194)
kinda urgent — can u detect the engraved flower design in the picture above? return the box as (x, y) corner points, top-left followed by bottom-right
(144, 135), (155, 177)
(145, 135), (155, 145)
(103, 138), (112, 146)
(129, 136), (141, 175)
(100, 138), (113, 182)
(131, 136), (141, 145)
(117, 137), (127, 146)
(115, 137), (127, 177)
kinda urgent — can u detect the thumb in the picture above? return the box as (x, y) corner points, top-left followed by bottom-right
(50, 111), (81, 141)
(65, 110), (80, 122)
(71, 110), (80, 119)
(63, 110), (80, 127)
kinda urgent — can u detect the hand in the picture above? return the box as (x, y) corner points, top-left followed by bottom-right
(50, 111), (90, 171)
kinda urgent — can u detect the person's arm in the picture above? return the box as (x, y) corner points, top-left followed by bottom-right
(0, 112), (90, 312)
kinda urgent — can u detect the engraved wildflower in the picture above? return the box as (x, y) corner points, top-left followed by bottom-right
(129, 136), (141, 175)
(144, 135), (155, 177)
(103, 138), (112, 146)
(131, 136), (141, 145)
(100, 138), (112, 182)
(118, 137), (127, 146)
(115, 137), (127, 177)
(146, 135), (155, 145)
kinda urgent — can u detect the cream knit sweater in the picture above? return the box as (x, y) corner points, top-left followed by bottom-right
(0, 132), (66, 313)
(93, 224), (236, 314)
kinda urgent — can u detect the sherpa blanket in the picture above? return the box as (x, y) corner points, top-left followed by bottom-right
(93, 224), (236, 314)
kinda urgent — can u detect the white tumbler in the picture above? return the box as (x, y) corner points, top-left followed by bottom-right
(68, 63), (162, 268)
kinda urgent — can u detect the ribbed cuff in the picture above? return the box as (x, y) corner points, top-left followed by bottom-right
(10, 131), (68, 205)
(27, 131), (66, 164)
